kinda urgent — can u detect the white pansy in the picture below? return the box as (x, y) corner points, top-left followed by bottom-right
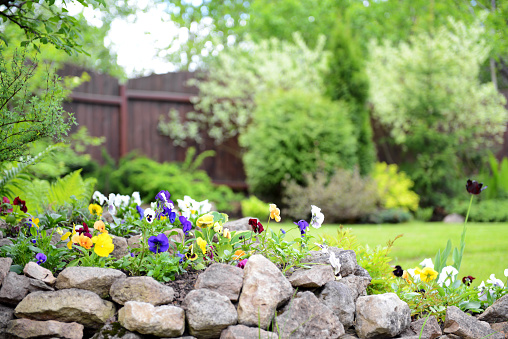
(93, 191), (107, 205)
(108, 204), (117, 216)
(478, 281), (488, 301)
(329, 252), (341, 276)
(314, 243), (328, 254)
(419, 258), (434, 269)
(198, 199), (212, 214)
(504, 268), (508, 278)
(310, 205), (325, 229)
(131, 192), (142, 205)
(487, 274), (504, 288)
(150, 202), (157, 210)
(144, 208), (156, 224)
(437, 266), (459, 287)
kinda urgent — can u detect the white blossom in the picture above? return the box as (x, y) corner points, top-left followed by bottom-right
(419, 258), (434, 269)
(310, 205), (324, 229)
(437, 266), (459, 287)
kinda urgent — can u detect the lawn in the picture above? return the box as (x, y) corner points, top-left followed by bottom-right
(269, 221), (508, 286)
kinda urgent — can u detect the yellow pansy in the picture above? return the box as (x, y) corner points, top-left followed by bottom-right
(88, 204), (103, 217)
(93, 233), (114, 257)
(269, 204), (281, 222)
(196, 214), (214, 228)
(32, 218), (39, 228)
(61, 226), (77, 249)
(420, 267), (438, 282)
(213, 222), (223, 233)
(196, 237), (207, 254)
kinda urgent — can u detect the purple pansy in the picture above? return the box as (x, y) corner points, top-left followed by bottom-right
(294, 220), (309, 236)
(236, 259), (248, 269)
(35, 253), (47, 265)
(176, 252), (185, 263)
(136, 205), (144, 221)
(179, 216), (192, 235)
(148, 233), (170, 254)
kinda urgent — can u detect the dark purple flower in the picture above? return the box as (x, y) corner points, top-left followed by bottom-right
(294, 220), (309, 236)
(236, 259), (248, 269)
(462, 275), (476, 286)
(35, 253), (47, 265)
(466, 179), (487, 195)
(248, 218), (264, 233)
(176, 252), (185, 263)
(148, 233), (170, 254)
(393, 265), (403, 277)
(179, 216), (192, 235)
(76, 223), (92, 238)
(13, 197), (27, 213)
(136, 205), (144, 221)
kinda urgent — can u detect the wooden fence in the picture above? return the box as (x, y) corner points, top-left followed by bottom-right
(59, 65), (246, 190)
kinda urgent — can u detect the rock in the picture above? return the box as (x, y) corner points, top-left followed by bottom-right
(127, 235), (142, 249)
(478, 293), (508, 323)
(289, 265), (335, 288)
(338, 274), (371, 302)
(0, 238), (12, 247)
(490, 322), (508, 338)
(303, 247), (343, 265)
(183, 289), (238, 339)
(0, 257), (12, 285)
(410, 316), (442, 339)
(164, 228), (185, 255)
(28, 278), (54, 292)
(0, 272), (31, 305)
(102, 211), (114, 223)
(92, 321), (144, 339)
(302, 248), (357, 277)
(118, 301), (185, 337)
(443, 214), (465, 223)
(316, 281), (355, 328)
(276, 291), (344, 339)
(23, 262), (56, 286)
(355, 293), (411, 338)
(194, 263), (244, 302)
(0, 305), (14, 331)
(237, 255), (293, 329)
(14, 288), (115, 329)
(110, 276), (174, 306)
(0, 219), (8, 231)
(110, 236), (129, 258)
(5, 318), (84, 339)
(220, 325), (278, 339)
(223, 217), (255, 232)
(56, 267), (126, 298)
(443, 306), (503, 339)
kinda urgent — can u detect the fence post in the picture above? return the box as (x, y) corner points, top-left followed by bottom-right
(119, 84), (128, 157)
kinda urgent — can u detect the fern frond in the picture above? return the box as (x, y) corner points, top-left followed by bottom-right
(47, 169), (84, 207)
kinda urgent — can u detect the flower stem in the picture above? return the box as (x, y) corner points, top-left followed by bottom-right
(464, 194), (474, 226)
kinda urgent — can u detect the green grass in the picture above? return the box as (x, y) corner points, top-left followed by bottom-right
(269, 221), (508, 286)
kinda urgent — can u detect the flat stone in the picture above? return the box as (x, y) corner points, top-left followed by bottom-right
(237, 255), (293, 329)
(14, 288), (115, 329)
(478, 293), (508, 323)
(410, 316), (442, 339)
(118, 301), (185, 337)
(5, 318), (84, 339)
(184, 289), (238, 339)
(110, 276), (174, 306)
(23, 262), (56, 286)
(276, 291), (344, 338)
(194, 263), (244, 302)
(91, 321), (144, 339)
(444, 306), (503, 339)
(220, 325), (278, 339)
(289, 265), (335, 288)
(0, 272), (30, 305)
(56, 267), (126, 298)
(223, 217), (255, 232)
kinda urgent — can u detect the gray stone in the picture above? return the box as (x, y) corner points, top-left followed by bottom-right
(91, 321), (144, 339)
(14, 288), (115, 329)
(316, 281), (355, 328)
(355, 293), (411, 338)
(118, 301), (185, 337)
(289, 265), (335, 288)
(194, 263), (244, 302)
(56, 267), (126, 298)
(443, 214), (465, 223)
(443, 306), (503, 339)
(276, 291), (344, 339)
(478, 293), (508, 323)
(0, 272), (30, 305)
(27, 279), (54, 292)
(0, 305), (14, 330)
(490, 322), (508, 338)
(5, 318), (84, 339)
(338, 274), (371, 301)
(0, 258), (12, 286)
(223, 217), (255, 232)
(110, 276), (174, 306)
(110, 236), (129, 258)
(184, 289), (238, 339)
(410, 316), (442, 339)
(23, 262), (56, 286)
(302, 248), (357, 277)
(0, 239), (12, 247)
(220, 325), (278, 339)
(102, 211), (114, 223)
(164, 228), (185, 255)
(237, 255), (293, 329)
(303, 247), (343, 265)
(127, 235), (142, 249)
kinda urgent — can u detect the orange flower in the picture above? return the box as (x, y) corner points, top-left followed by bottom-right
(94, 220), (107, 233)
(77, 234), (93, 249)
(269, 204), (281, 222)
(233, 249), (246, 260)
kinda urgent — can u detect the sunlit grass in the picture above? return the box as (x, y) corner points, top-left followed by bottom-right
(268, 221), (508, 286)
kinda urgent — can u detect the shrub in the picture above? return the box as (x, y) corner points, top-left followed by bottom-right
(282, 168), (378, 223)
(451, 199), (508, 222)
(241, 195), (269, 221)
(240, 90), (358, 200)
(372, 162), (419, 212)
(364, 208), (413, 224)
(415, 207), (434, 222)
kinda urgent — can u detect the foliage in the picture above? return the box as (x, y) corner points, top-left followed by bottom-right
(241, 90), (358, 200)
(283, 168), (379, 223)
(321, 226), (402, 295)
(372, 162), (420, 212)
(0, 47), (77, 163)
(241, 196), (269, 221)
(451, 199), (508, 222)
(367, 18), (508, 207)
(415, 207), (434, 222)
(97, 149), (242, 213)
(477, 153), (508, 200)
(325, 18), (375, 176)
(159, 33), (329, 145)
(365, 209), (413, 224)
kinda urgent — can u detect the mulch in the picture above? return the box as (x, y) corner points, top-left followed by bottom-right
(163, 267), (201, 306)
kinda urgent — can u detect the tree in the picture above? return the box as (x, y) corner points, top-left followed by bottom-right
(367, 17), (508, 206)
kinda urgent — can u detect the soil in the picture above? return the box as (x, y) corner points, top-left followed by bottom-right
(163, 267), (201, 306)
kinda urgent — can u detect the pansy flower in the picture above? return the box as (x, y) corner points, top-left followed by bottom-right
(135, 205), (144, 221)
(196, 237), (207, 254)
(213, 222), (223, 233)
(76, 222), (92, 238)
(186, 245), (198, 261)
(310, 205), (324, 228)
(13, 197), (27, 213)
(176, 252), (185, 263)
(237, 259), (248, 269)
(88, 204), (103, 217)
(462, 275), (475, 286)
(269, 204), (281, 222)
(466, 179), (487, 195)
(144, 208), (156, 224)
(233, 249), (246, 260)
(94, 220), (107, 234)
(329, 252), (341, 276)
(61, 226), (77, 249)
(77, 233), (93, 249)
(196, 214), (214, 228)
(148, 233), (170, 254)
(92, 232), (114, 257)
(420, 267), (438, 282)
(294, 220), (309, 236)
(179, 216), (192, 235)
(223, 228), (231, 240)
(35, 253), (47, 265)
(248, 218), (264, 233)
(393, 265), (404, 277)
